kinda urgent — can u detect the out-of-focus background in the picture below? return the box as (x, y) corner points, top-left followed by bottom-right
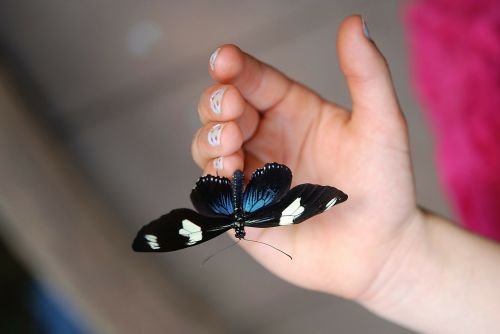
(0, 1), (453, 333)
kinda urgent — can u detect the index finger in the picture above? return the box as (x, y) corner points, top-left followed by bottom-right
(209, 44), (294, 112)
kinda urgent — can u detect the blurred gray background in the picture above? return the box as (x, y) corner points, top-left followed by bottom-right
(0, 0), (451, 333)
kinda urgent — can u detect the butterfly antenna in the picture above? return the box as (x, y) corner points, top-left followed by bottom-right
(201, 240), (240, 266)
(243, 238), (292, 260)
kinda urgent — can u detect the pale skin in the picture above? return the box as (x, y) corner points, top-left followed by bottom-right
(191, 16), (500, 333)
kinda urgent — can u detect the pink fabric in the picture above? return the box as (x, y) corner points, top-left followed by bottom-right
(403, 0), (500, 240)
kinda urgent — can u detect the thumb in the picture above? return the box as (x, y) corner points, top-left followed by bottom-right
(337, 15), (405, 135)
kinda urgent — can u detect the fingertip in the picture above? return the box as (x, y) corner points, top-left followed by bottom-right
(199, 84), (246, 123)
(338, 15), (364, 39)
(201, 121), (244, 159)
(337, 15), (387, 79)
(207, 121), (243, 156)
(191, 120), (244, 170)
(204, 150), (244, 178)
(337, 15), (368, 46)
(209, 44), (245, 83)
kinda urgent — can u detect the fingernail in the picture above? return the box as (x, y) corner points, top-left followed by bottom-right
(213, 156), (224, 170)
(361, 17), (371, 40)
(210, 87), (226, 114)
(208, 123), (224, 146)
(209, 47), (220, 71)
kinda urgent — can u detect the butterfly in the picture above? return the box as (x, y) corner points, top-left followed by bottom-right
(132, 162), (347, 253)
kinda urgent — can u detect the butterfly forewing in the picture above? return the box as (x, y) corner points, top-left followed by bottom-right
(245, 184), (348, 228)
(243, 162), (292, 213)
(190, 175), (234, 217)
(132, 209), (232, 252)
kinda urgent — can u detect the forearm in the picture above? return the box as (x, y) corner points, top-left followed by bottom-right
(361, 210), (500, 333)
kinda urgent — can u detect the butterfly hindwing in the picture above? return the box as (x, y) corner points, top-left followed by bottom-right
(245, 184), (348, 228)
(190, 175), (234, 217)
(132, 209), (232, 252)
(243, 162), (292, 213)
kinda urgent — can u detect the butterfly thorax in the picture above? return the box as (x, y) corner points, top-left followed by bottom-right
(232, 170), (246, 239)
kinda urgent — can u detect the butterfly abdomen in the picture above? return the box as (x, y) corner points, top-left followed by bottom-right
(232, 170), (244, 215)
(232, 170), (246, 239)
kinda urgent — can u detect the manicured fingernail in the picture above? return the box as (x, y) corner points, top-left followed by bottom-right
(213, 156), (224, 170)
(361, 17), (371, 40)
(208, 123), (224, 146)
(209, 48), (220, 71)
(210, 87), (226, 114)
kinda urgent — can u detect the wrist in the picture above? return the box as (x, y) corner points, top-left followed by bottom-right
(356, 209), (500, 333)
(356, 208), (442, 329)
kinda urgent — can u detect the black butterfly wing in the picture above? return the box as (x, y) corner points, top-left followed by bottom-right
(245, 184), (347, 228)
(132, 209), (232, 252)
(190, 175), (234, 217)
(242, 162), (292, 213)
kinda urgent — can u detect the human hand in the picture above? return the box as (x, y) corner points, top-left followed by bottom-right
(191, 15), (423, 302)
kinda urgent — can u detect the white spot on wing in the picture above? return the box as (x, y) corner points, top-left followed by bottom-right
(144, 234), (160, 249)
(179, 219), (203, 245)
(279, 197), (305, 225)
(325, 197), (337, 210)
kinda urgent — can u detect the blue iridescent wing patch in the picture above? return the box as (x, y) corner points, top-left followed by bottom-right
(190, 175), (234, 217)
(243, 162), (292, 213)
